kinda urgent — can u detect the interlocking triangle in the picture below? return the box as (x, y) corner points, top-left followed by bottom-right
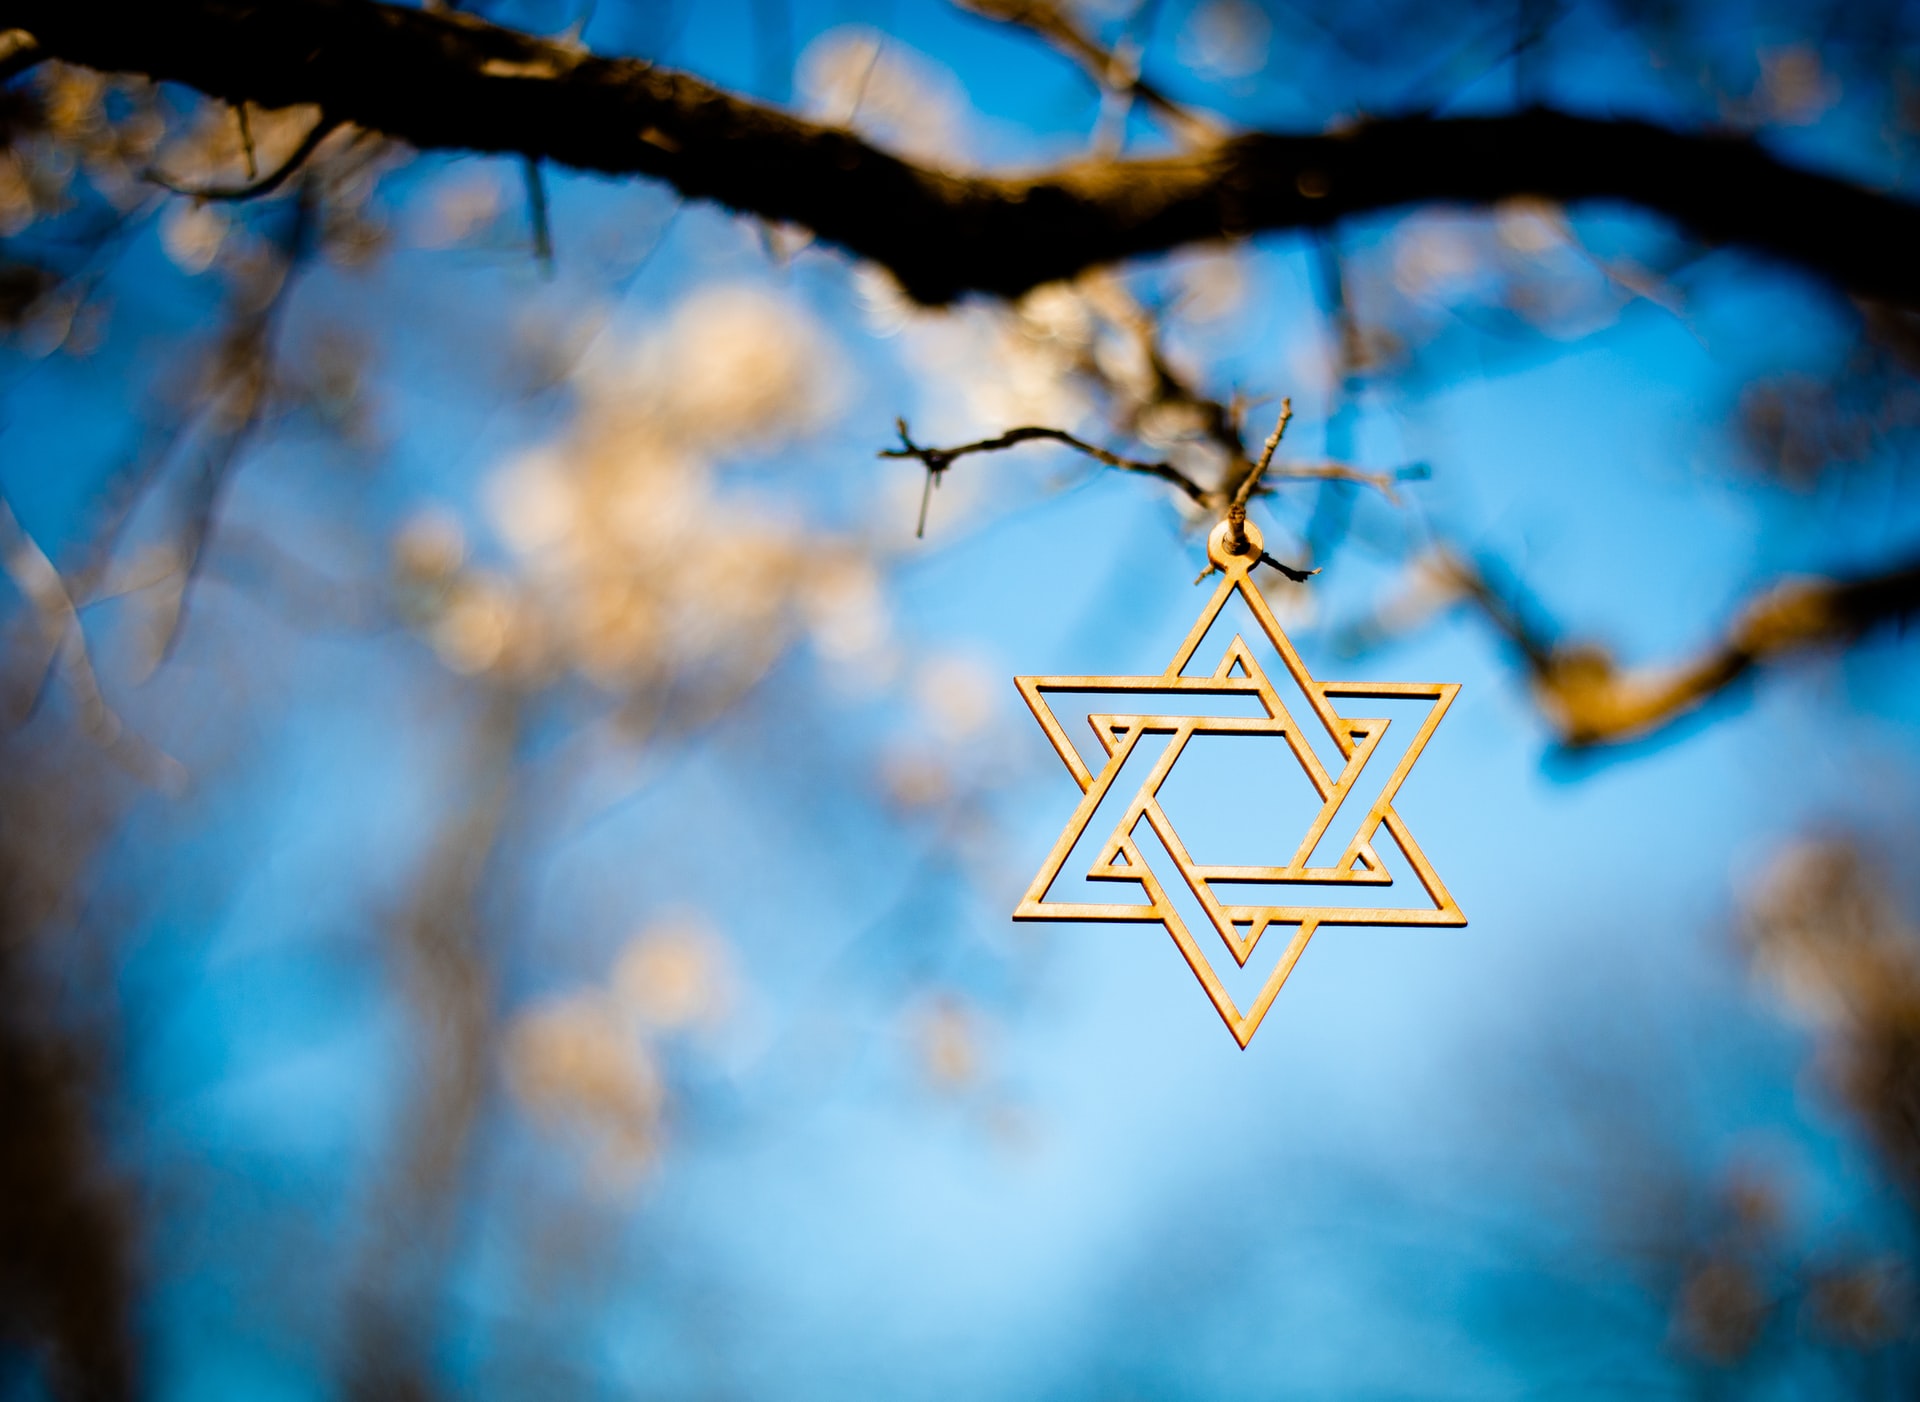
(1013, 521), (1466, 1047)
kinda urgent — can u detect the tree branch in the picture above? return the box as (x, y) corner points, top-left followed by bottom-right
(1452, 551), (1920, 749)
(12, 0), (1920, 307)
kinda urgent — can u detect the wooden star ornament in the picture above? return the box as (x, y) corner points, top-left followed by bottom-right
(1014, 519), (1466, 1047)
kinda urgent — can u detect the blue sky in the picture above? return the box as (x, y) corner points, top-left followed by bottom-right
(7, 1), (1920, 1396)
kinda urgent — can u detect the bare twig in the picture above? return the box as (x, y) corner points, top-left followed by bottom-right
(1256, 551), (1319, 583)
(234, 102), (257, 178)
(145, 184), (318, 668)
(0, 489), (185, 787)
(1264, 460), (1403, 501)
(1239, 399), (1294, 504)
(1225, 397), (1292, 553)
(146, 112), (339, 201)
(951, 0), (1220, 145)
(1191, 547), (1319, 585)
(1078, 273), (1245, 462)
(882, 419), (1209, 538)
(522, 155), (553, 275)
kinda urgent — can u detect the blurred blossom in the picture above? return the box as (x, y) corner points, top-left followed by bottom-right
(1757, 46), (1839, 126)
(1284, 335), (1341, 400)
(1743, 839), (1911, 1029)
(1178, 0), (1272, 80)
(1672, 1257), (1770, 1363)
(411, 282), (868, 697)
(852, 264), (916, 339)
(0, 152), (37, 236)
(18, 290), (84, 360)
(899, 294), (1095, 440)
(1493, 197), (1566, 256)
(1171, 250), (1250, 324)
(1504, 272), (1620, 342)
(613, 916), (733, 1032)
(505, 992), (663, 1184)
(1806, 1259), (1908, 1348)
(40, 63), (103, 139)
(802, 555), (890, 664)
(913, 995), (981, 1090)
(430, 573), (528, 677)
(1736, 363), (1920, 487)
(293, 328), (377, 440)
(1393, 218), (1487, 301)
(159, 201), (229, 276)
(644, 285), (843, 447)
(1721, 1160), (1787, 1238)
(485, 448), (579, 558)
(411, 164), (507, 249)
(393, 508), (468, 586)
(1018, 282), (1097, 349)
(879, 744), (952, 810)
(1090, 322), (1156, 403)
(913, 652), (999, 742)
(797, 28), (970, 165)
(1744, 839), (1920, 1203)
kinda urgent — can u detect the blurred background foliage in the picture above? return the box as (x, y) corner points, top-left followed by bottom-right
(6, 0), (1920, 1396)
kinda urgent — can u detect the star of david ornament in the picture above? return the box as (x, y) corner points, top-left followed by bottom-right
(1014, 518), (1465, 1047)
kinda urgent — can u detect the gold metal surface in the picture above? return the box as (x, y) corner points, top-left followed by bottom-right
(1014, 519), (1466, 1047)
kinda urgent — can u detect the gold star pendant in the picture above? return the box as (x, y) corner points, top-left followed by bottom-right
(1014, 520), (1465, 1047)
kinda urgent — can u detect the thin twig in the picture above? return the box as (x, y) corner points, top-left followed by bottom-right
(147, 186), (317, 668)
(0, 488), (185, 787)
(147, 114), (339, 201)
(915, 459), (940, 539)
(1234, 397), (1293, 512)
(1079, 272), (1244, 462)
(1225, 397), (1291, 554)
(882, 419), (1210, 537)
(951, 0), (1219, 145)
(522, 155), (553, 275)
(234, 102), (257, 178)
(1257, 550), (1318, 583)
(1260, 460), (1401, 502)
(1193, 550), (1319, 586)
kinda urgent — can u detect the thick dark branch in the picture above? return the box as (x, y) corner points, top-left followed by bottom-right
(13, 0), (1920, 306)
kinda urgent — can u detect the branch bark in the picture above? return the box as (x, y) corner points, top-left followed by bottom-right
(11, 0), (1920, 307)
(1483, 554), (1920, 749)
